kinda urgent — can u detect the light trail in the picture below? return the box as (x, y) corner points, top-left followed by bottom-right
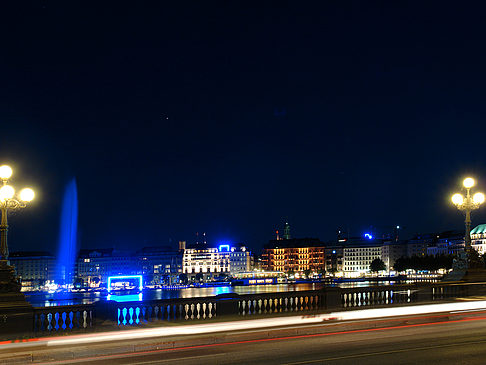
(3, 300), (486, 350)
(35, 315), (486, 365)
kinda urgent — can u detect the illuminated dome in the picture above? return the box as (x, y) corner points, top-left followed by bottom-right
(471, 224), (486, 235)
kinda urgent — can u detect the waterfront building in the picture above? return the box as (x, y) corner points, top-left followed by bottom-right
(381, 241), (407, 271)
(9, 251), (56, 290)
(135, 246), (183, 285)
(182, 243), (252, 280)
(425, 231), (464, 256)
(406, 234), (433, 257)
(403, 231), (464, 258)
(471, 224), (486, 255)
(229, 246), (251, 275)
(251, 254), (263, 271)
(324, 246), (343, 274)
(76, 248), (135, 287)
(182, 244), (230, 279)
(261, 238), (325, 273)
(341, 238), (384, 277)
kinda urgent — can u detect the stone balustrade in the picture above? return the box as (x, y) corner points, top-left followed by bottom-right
(23, 281), (486, 337)
(33, 304), (94, 333)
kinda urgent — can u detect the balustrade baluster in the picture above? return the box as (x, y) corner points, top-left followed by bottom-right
(83, 310), (88, 328)
(54, 312), (60, 331)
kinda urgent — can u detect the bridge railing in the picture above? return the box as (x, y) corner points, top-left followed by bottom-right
(236, 290), (325, 316)
(337, 284), (420, 309)
(33, 304), (94, 334)
(107, 296), (219, 325)
(29, 281), (486, 335)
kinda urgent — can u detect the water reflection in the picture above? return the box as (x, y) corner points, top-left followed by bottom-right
(25, 281), (398, 307)
(107, 293), (143, 302)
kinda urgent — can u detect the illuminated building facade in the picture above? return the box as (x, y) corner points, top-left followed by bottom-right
(342, 242), (382, 276)
(471, 224), (486, 254)
(406, 235), (431, 257)
(135, 246), (182, 285)
(381, 242), (407, 270)
(324, 246), (343, 273)
(9, 251), (56, 290)
(404, 231), (465, 258)
(426, 231), (464, 256)
(261, 238), (325, 273)
(229, 246), (251, 275)
(76, 248), (136, 287)
(182, 244), (251, 278)
(183, 246), (230, 275)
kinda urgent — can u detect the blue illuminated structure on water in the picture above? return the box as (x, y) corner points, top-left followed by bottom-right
(55, 179), (78, 286)
(107, 275), (143, 292)
(107, 293), (143, 302)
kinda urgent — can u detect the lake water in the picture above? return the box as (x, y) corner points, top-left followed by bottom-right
(25, 281), (398, 307)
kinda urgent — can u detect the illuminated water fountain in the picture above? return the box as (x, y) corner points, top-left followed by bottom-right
(55, 179), (78, 287)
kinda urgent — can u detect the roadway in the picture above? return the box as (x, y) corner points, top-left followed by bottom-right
(35, 312), (486, 364)
(5, 301), (486, 364)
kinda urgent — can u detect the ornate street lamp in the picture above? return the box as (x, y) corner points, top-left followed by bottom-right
(451, 177), (485, 254)
(0, 165), (35, 262)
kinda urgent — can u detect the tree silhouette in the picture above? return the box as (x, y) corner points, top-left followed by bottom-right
(370, 258), (386, 272)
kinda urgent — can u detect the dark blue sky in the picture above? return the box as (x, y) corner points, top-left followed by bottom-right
(1, 1), (486, 253)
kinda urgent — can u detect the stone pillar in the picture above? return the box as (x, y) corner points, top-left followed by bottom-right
(324, 287), (342, 310)
(215, 293), (239, 316)
(0, 260), (33, 338)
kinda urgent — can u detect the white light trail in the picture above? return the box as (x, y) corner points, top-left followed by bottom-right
(3, 300), (486, 350)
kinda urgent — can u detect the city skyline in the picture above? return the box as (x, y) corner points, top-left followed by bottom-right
(2, 2), (486, 254)
(7, 219), (478, 256)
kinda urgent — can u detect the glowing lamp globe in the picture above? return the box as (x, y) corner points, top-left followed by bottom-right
(463, 177), (475, 189)
(0, 165), (12, 180)
(473, 192), (485, 205)
(452, 193), (464, 206)
(0, 185), (15, 201)
(19, 188), (35, 202)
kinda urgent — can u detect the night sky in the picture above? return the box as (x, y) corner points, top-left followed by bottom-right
(2, 1), (486, 254)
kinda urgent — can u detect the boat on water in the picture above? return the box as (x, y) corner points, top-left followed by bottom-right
(230, 271), (287, 286)
(108, 285), (141, 294)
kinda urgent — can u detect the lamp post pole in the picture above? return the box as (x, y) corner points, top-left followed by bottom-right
(452, 177), (484, 257)
(0, 165), (36, 335)
(0, 165), (35, 263)
(465, 186), (472, 254)
(0, 203), (9, 261)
